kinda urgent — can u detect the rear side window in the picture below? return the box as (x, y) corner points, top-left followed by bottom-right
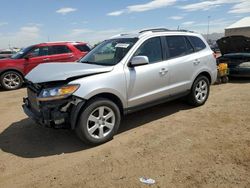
(134, 37), (163, 64)
(50, 45), (72, 55)
(188, 36), (206, 51)
(166, 36), (194, 58)
(74, 44), (91, 52)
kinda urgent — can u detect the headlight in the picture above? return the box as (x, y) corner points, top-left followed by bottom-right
(37, 84), (80, 101)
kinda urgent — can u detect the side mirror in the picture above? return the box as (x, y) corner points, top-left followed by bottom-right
(129, 56), (149, 67)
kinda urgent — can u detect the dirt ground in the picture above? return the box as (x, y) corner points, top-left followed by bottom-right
(0, 79), (250, 188)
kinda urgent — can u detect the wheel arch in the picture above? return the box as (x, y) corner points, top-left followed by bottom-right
(194, 71), (212, 84)
(0, 68), (24, 78)
(86, 92), (124, 115)
(71, 92), (125, 130)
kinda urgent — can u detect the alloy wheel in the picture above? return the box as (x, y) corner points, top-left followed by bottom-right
(87, 106), (116, 139)
(195, 80), (208, 103)
(2, 73), (21, 89)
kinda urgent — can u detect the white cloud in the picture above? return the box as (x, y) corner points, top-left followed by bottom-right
(169, 16), (183, 20)
(64, 28), (126, 44)
(56, 7), (77, 15)
(70, 29), (93, 37)
(229, 1), (250, 13)
(0, 22), (8, 27)
(107, 10), (125, 16)
(180, 18), (236, 34)
(182, 21), (195, 25)
(27, 23), (43, 27)
(0, 25), (42, 48)
(127, 0), (176, 12)
(180, 0), (250, 14)
(108, 0), (176, 16)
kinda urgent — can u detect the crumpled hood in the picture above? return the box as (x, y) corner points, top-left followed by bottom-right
(217, 35), (250, 55)
(25, 62), (114, 83)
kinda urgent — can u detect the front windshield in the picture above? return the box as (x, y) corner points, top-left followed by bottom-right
(11, 45), (34, 59)
(80, 38), (138, 66)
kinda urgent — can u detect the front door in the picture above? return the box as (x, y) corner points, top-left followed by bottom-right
(23, 46), (50, 75)
(125, 37), (170, 108)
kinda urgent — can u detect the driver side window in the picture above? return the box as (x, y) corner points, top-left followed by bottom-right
(28, 46), (49, 57)
(134, 37), (163, 64)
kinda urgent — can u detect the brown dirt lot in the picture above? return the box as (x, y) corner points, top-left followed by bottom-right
(0, 79), (250, 188)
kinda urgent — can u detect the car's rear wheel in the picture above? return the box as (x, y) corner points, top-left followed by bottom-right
(75, 98), (121, 145)
(0, 71), (23, 90)
(187, 76), (210, 106)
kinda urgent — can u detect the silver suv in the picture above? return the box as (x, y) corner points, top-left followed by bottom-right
(23, 28), (217, 145)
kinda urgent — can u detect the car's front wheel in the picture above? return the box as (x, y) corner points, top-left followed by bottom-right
(0, 71), (23, 90)
(75, 98), (121, 145)
(187, 76), (210, 106)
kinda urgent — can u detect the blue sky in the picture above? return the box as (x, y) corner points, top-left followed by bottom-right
(0, 0), (249, 48)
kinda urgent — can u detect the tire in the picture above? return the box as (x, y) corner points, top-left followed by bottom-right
(187, 76), (210, 106)
(221, 76), (229, 83)
(0, 71), (23, 90)
(75, 98), (121, 145)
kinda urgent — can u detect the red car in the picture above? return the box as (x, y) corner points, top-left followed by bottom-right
(0, 41), (91, 90)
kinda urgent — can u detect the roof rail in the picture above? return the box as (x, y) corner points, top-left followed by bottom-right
(139, 28), (194, 34)
(139, 28), (169, 33)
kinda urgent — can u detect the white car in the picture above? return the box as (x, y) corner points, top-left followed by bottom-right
(23, 28), (217, 145)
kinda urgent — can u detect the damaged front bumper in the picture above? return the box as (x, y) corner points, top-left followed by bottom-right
(22, 95), (85, 129)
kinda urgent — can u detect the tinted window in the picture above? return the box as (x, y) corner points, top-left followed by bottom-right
(74, 44), (91, 52)
(29, 46), (49, 57)
(50, 45), (72, 55)
(134, 37), (163, 63)
(166, 36), (194, 58)
(188, 36), (206, 51)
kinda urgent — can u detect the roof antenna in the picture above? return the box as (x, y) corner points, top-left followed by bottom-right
(177, 25), (180, 30)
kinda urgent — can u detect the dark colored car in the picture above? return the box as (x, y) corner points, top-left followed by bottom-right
(217, 35), (250, 77)
(0, 41), (91, 90)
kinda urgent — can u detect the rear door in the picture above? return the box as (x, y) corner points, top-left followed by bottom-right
(23, 46), (50, 74)
(49, 45), (76, 62)
(165, 36), (196, 94)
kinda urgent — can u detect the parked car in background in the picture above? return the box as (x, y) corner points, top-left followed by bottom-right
(0, 50), (16, 59)
(23, 28), (217, 145)
(217, 35), (250, 77)
(0, 41), (91, 90)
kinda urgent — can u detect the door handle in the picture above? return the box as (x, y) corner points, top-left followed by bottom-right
(159, 68), (168, 75)
(193, 59), (200, 65)
(69, 55), (74, 58)
(43, 58), (50, 61)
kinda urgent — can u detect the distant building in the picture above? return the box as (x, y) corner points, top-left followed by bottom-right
(225, 17), (250, 37)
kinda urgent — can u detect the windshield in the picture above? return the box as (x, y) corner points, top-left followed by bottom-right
(11, 45), (34, 59)
(79, 38), (138, 66)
